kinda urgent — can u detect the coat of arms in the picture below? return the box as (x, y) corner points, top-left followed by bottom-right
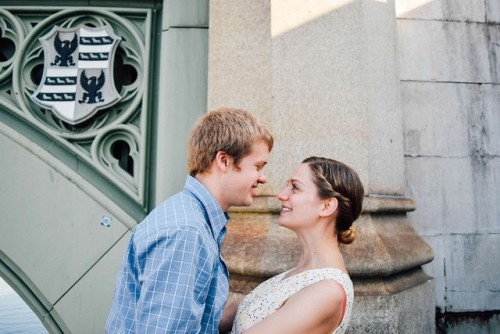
(32, 25), (122, 125)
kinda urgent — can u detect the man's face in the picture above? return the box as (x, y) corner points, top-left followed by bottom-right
(222, 140), (270, 209)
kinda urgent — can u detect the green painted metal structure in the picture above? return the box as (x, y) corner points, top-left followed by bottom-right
(0, 1), (208, 332)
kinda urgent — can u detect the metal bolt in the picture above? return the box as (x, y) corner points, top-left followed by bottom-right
(100, 216), (112, 227)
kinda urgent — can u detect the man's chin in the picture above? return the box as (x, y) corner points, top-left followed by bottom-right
(242, 196), (254, 207)
(231, 198), (253, 208)
(245, 197), (254, 206)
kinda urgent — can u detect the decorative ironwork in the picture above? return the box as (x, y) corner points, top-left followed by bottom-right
(0, 7), (155, 213)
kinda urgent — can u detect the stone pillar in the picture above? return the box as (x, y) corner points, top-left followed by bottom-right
(208, 1), (435, 332)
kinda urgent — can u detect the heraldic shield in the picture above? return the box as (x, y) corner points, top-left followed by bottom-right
(32, 25), (122, 125)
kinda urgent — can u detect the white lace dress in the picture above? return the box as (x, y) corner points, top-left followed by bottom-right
(231, 268), (354, 334)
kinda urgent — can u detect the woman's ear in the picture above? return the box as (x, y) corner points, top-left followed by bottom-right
(320, 197), (338, 217)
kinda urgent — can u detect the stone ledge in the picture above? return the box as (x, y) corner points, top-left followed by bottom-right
(229, 195), (416, 214)
(223, 212), (434, 279)
(229, 267), (432, 296)
(352, 267), (432, 296)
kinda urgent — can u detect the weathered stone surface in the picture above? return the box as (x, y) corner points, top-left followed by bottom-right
(353, 268), (432, 296)
(402, 82), (473, 158)
(486, 0), (500, 23)
(224, 196), (433, 285)
(345, 214), (433, 276)
(398, 19), (493, 83)
(403, 81), (500, 160)
(396, 0), (486, 22)
(348, 279), (435, 333)
(422, 233), (500, 312)
(223, 210), (300, 278)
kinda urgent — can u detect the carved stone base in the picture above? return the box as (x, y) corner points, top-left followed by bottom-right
(348, 278), (435, 333)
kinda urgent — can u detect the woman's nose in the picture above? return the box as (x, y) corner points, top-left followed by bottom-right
(276, 188), (288, 200)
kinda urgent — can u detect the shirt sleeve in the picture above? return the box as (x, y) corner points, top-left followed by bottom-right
(134, 226), (213, 333)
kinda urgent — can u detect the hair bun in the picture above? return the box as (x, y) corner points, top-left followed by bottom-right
(338, 227), (356, 245)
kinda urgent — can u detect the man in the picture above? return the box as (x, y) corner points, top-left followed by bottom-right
(106, 108), (274, 333)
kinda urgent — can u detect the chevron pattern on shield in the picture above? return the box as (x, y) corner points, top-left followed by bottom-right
(32, 25), (122, 125)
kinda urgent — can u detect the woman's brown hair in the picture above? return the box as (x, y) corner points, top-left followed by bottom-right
(303, 156), (364, 244)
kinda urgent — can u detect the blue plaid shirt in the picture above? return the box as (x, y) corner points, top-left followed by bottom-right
(106, 176), (230, 333)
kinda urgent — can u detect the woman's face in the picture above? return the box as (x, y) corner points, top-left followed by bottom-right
(276, 163), (326, 230)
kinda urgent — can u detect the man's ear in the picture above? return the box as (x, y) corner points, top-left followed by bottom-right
(320, 197), (338, 218)
(215, 151), (232, 172)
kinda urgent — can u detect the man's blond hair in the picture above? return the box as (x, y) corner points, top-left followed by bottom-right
(188, 108), (274, 176)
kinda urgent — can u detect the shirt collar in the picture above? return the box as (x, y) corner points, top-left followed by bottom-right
(184, 175), (229, 237)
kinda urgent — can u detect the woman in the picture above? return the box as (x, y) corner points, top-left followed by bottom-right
(226, 156), (364, 334)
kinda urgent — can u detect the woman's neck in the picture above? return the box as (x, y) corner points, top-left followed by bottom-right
(291, 228), (347, 274)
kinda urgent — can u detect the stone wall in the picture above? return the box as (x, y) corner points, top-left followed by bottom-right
(396, 0), (500, 332)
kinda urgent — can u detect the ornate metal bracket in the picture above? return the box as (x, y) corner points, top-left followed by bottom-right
(0, 7), (156, 218)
